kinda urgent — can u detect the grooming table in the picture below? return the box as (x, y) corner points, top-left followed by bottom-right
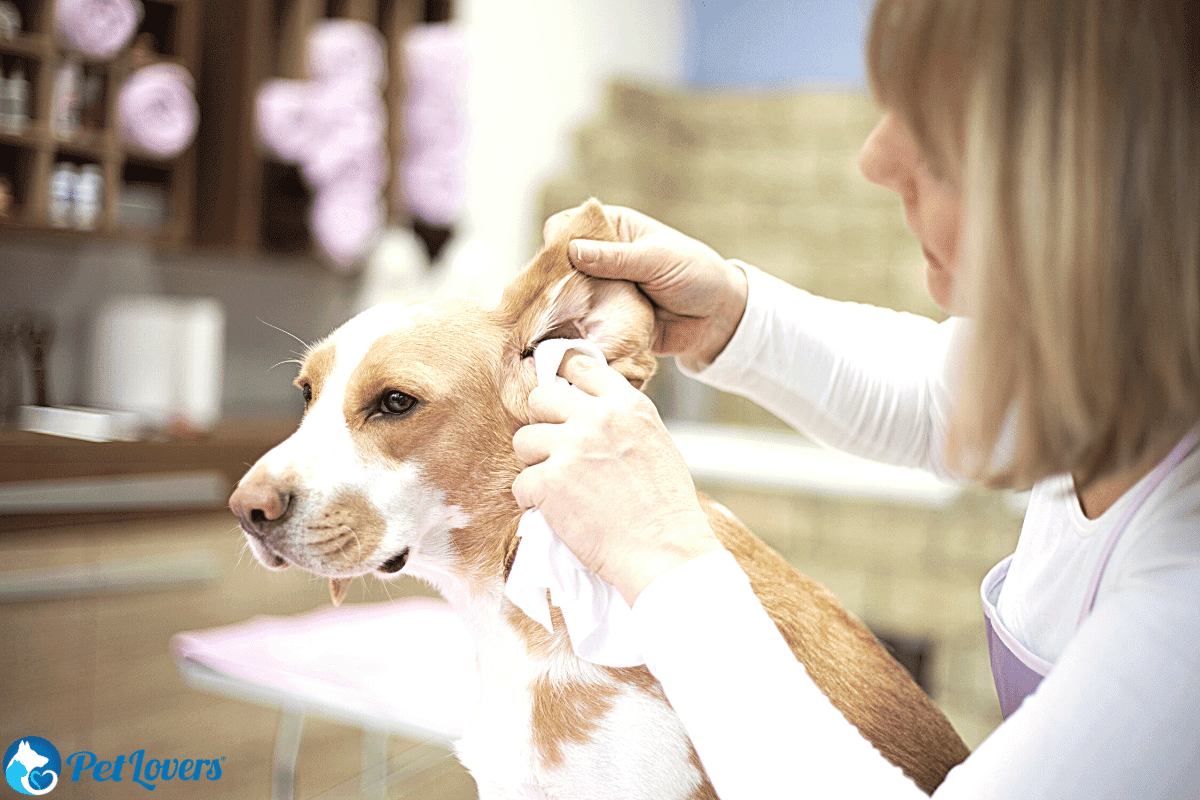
(172, 597), (479, 800)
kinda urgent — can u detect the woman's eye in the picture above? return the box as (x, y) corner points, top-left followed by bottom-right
(379, 390), (417, 416)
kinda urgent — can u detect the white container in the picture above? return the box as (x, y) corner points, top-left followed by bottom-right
(0, 68), (9, 131)
(51, 57), (81, 140)
(73, 163), (102, 229)
(4, 61), (28, 133)
(48, 162), (77, 227)
(18, 405), (142, 442)
(0, 2), (20, 39)
(88, 296), (226, 433)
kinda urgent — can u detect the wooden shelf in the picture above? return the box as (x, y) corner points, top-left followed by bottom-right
(0, 32), (51, 59)
(0, 417), (297, 486)
(0, 0), (200, 246)
(53, 129), (110, 159)
(0, 416), (298, 533)
(0, 126), (41, 148)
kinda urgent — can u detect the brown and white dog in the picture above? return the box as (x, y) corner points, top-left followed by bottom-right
(229, 200), (970, 798)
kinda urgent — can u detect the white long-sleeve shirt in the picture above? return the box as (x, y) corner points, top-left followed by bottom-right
(635, 263), (1200, 798)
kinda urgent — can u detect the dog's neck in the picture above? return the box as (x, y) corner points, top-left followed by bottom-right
(401, 425), (573, 662)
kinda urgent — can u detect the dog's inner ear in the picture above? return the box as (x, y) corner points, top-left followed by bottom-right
(499, 199), (657, 389)
(519, 319), (586, 359)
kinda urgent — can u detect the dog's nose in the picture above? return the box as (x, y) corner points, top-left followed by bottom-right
(229, 481), (292, 535)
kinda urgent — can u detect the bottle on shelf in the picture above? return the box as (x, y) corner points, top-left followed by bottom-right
(51, 57), (83, 140)
(48, 162), (77, 227)
(74, 164), (102, 229)
(0, 65), (8, 131)
(0, 2), (20, 39)
(3, 60), (28, 134)
(0, 174), (13, 218)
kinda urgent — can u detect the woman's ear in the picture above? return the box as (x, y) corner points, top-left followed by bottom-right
(497, 199), (657, 389)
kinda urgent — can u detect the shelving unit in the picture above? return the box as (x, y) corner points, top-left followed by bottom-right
(195, 0), (445, 258)
(0, 0), (201, 246)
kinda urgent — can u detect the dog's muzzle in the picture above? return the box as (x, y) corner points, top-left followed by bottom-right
(229, 480), (295, 568)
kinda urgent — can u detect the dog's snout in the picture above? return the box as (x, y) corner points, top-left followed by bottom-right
(229, 480), (293, 534)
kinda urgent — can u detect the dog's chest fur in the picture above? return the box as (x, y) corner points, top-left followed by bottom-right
(445, 588), (707, 800)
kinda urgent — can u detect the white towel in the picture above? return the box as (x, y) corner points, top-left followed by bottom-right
(55, 0), (139, 60)
(306, 19), (387, 89)
(255, 79), (314, 162)
(310, 180), (385, 271)
(504, 338), (644, 668)
(117, 64), (199, 159)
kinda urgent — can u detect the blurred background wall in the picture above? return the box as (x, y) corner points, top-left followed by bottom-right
(685, 0), (867, 87)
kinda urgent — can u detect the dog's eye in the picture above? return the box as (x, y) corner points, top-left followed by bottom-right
(300, 382), (312, 404)
(379, 390), (417, 416)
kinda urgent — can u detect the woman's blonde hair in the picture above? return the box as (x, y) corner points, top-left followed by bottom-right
(868, 0), (1200, 488)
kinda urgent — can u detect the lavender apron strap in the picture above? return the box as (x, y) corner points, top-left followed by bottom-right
(1077, 429), (1200, 626)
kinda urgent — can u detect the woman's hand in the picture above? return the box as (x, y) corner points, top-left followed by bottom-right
(544, 203), (749, 368)
(511, 352), (722, 606)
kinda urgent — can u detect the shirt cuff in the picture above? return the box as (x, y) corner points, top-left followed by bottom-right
(631, 548), (786, 681)
(676, 260), (769, 384)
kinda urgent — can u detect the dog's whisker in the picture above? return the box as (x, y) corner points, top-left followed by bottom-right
(268, 358), (303, 373)
(258, 317), (310, 350)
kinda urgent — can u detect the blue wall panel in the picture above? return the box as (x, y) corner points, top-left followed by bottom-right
(685, 0), (870, 88)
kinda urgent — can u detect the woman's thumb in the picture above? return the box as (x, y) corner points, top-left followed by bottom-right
(568, 239), (642, 281)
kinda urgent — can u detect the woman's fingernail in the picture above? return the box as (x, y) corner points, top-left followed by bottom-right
(571, 240), (598, 264)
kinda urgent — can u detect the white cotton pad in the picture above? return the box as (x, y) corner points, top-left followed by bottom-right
(503, 338), (644, 667)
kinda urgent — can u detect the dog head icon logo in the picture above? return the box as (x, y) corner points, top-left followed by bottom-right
(4, 738), (60, 795)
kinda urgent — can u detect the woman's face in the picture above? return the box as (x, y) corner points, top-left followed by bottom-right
(859, 112), (964, 314)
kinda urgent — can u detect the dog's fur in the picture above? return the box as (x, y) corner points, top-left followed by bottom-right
(231, 200), (970, 798)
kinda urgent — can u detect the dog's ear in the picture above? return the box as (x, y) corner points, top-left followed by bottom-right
(496, 199), (657, 391)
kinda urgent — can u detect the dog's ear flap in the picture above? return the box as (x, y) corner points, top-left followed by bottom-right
(497, 199), (656, 389)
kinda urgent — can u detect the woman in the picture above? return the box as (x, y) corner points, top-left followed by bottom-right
(511, 0), (1200, 796)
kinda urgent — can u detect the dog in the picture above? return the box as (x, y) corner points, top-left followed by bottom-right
(229, 200), (970, 798)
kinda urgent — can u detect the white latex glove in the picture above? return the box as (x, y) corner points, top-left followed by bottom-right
(543, 202), (749, 369)
(511, 351), (722, 606)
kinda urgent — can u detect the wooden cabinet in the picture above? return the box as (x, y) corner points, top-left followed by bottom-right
(195, 0), (432, 258)
(0, 0), (202, 245)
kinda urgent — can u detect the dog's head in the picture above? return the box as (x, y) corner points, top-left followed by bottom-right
(230, 200), (655, 603)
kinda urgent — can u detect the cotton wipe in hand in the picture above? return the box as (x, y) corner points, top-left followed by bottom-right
(504, 338), (644, 668)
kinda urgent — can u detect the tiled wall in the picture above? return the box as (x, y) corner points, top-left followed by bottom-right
(543, 81), (1023, 749)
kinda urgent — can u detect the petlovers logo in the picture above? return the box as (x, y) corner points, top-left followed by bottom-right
(4, 737), (60, 796)
(5, 738), (224, 794)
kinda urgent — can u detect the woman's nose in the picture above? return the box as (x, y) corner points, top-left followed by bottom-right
(860, 114), (916, 200)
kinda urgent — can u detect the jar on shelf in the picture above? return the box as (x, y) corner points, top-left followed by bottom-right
(74, 164), (102, 229)
(2, 61), (29, 134)
(51, 57), (83, 140)
(49, 162), (78, 227)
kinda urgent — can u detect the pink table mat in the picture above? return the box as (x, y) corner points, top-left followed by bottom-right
(172, 597), (479, 740)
